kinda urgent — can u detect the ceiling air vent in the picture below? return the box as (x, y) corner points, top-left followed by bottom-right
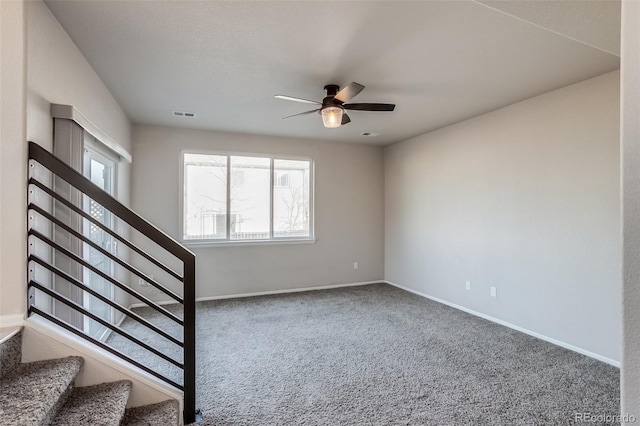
(173, 111), (196, 117)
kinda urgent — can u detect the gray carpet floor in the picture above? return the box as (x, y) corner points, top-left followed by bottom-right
(108, 283), (620, 425)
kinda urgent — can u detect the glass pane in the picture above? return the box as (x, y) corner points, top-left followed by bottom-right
(274, 159), (310, 238)
(230, 156), (270, 240)
(85, 154), (115, 340)
(90, 159), (105, 188)
(184, 153), (227, 240)
(86, 198), (112, 338)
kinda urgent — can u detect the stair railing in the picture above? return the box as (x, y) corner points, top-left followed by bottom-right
(26, 142), (197, 424)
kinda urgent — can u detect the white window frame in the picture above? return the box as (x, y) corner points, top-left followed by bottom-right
(82, 138), (118, 341)
(180, 150), (315, 247)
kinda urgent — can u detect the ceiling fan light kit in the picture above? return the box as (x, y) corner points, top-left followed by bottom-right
(276, 82), (395, 128)
(321, 106), (343, 128)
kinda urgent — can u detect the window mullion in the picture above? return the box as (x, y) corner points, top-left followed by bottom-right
(226, 155), (231, 241)
(183, 155), (188, 240)
(270, 157), (274, 239)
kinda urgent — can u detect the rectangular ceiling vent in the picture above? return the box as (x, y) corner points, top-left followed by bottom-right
(173, 111), (196, 117)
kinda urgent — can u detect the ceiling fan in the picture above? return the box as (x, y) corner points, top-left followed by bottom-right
(275, 82), (395, 128)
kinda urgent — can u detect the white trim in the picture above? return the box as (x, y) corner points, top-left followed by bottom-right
(196, 280), (380, 302)
(0, 313), (25, 328)
(269, 157), (274, 239)
(129, 299), (178, 309)
(385, 281), (620, 368)
(225, 154), (231, 239)
(50, 104), (132, 163)
(24, 316), (183, 399)
(82, 145), (118, 339)
(184, 238), (316, 248)
(180, 147), (314, 162)
(100, 311), (129, 343)
(0, 326), (22, 344)
(129, 280), (381, 309)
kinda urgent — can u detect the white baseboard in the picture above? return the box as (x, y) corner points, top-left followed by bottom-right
(0, 326), (22, 344)
(194, 280), (382, 302)
(0, 313), (25, 328)
(100, 312), (128, 343)
(129, 280), (382, 309)
(129, 299), (177, 309)
(385, 280), (620, 368)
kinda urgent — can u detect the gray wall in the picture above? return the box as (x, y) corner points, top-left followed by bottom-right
(0, 0), (28, 324)
(385, 71), (620, 362)
(621, 0), (640, 418)
(131, 125), (385, 300)
(27, 0), (131, 200)
(27, 1), (133, 317)
(0, 0), (131, 322)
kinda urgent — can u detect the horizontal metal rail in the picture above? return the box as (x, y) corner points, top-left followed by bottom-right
(29, 142), (194, 262)
(29, 281), (183, 368)
(29, 307), (183, 390)
(29, 229), (183, 326)
(29, 255), (183, 347)
(29, 203), (183, 303)
(29, 177), (183, 282)
(28, 141), (197, 423)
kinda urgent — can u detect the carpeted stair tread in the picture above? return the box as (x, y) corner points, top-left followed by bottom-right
(0, 328), (23, 378)
(52, 380), (132, 426)
(0, 356), (84, 426)
(121, 399), (180, 426)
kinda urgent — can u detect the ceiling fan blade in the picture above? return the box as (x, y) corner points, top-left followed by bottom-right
(282, 109), (320, 119)
(275, 95), (321, 105)
(341, 113), (351, 125)
(334, 82), (365, 103)
(343, 103), (396, 111)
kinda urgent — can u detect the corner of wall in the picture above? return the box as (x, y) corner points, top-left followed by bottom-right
(0, 0), (28, 320)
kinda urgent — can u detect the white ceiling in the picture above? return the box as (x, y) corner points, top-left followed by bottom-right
(478, 0), (620, 55)
(44, 0), (620, 146)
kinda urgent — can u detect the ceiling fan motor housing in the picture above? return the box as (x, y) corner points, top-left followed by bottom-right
(324, 84), (340, 97)
(320, 84), (343, 113)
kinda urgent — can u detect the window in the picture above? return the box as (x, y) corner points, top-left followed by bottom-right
(183, 152), (312, 243)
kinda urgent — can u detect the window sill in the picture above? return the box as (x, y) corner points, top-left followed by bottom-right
(182, 238), (316, 248)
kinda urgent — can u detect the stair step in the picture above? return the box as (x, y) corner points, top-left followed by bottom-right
(52, 380), (132, 426)
(0, 356), (83, 426)
(0, 327), (23, 377)
(121, 400), (180, 426)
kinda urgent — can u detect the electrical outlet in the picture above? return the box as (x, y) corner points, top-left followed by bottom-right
(465, 281), (471, 290)
(353, 262), (359, 270)
(490, 287), (497, 297)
